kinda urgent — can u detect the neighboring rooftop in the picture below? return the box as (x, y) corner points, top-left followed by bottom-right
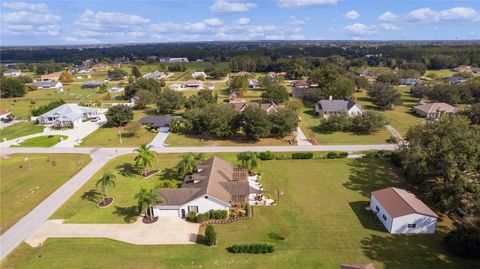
(316, 99), (360, 112)
(138, 115), (174, 128)
(372, 187), (438, 218)
(413, 102), (458, 114)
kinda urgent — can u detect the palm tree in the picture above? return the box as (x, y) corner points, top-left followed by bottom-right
(134, 144), (156, 176)
(177, 152), (205, 177)
(135, 188), (161, 220)
(95, 172), (116, 205)
(236, 151), (260, 171)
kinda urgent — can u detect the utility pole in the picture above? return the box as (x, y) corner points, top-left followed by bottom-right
(25, 156), (31, 169)
(118, 127), (123, 145)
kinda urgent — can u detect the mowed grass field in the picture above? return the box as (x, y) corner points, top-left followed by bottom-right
(0, 121), (44, 141)
(0, 153), (91, 234)
(12, 135), (67, 147)
(79, 110), (157, 147)
(3, 155), (478, 269)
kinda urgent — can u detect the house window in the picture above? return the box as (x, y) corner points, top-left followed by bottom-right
(188, 206), (198, 213)
(382, 214), (387, 221)
(375, 206), (380, 212)
(407, 224), (416, 228)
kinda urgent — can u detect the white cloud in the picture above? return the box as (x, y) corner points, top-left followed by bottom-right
(1, 1), (48, 12)
(1, 2), (61, 36)
(344, 10), (359, 20)
(289, 17), (306, 25)
(75, 9), (150, 31)
(236, 18), (251, 25)
(344, 23), (377, 36)
(279, 0), (338, 8)
(210, 0), (256, 13)
(406, 8), (438, 22)
(405, 7), (478, 23)
(203, 18), (223, 26)
(379, 23), (399, 30)
(378, 11), (399, 22)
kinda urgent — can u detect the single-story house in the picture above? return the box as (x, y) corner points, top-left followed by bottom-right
(3, 69), (21, 77)
(231, 71), (253, 77)
(73, 66), (91, 73)
(248, 79), (260, 89)
(291, 87), (306, 98)
(370, 187), (438, 234)
(41, 71), (63, 82)
(340, 264), (376, 269)
(138, 115), (173, 129)
(35, 81), (63, 90)
(400, 78), (420, 86)
(0, 109), (11, 120)
(445, 76), (467, 85)
(413, 102), (458, 119)
(169, 83), (183, 91)
(315, 98), (363, 118)
(453, 65), (472, 73)
(37, 104), (101, 128)
(107, 86), (124, 93)
(230, 101), (278, 114)
(82, 81), (105, 89)
(183, 80), (204, 90)
(192, 71), (207, 79)
(268, 72), (287, 78)
(155, 157), (254, 217)
(290, 80), (309, 88)
(168, 57), (189, 63)
(143, 71), (167, 80)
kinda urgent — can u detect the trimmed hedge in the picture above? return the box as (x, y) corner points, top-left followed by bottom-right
(258, 151), (274, 160)
(326, 152), (348, 159)
(195, 209), (229, 223)
(291, 152), (314, 159)
(227, 244), (274, 254)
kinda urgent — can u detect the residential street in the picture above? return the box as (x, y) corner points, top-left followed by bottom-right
(0, 143), (396, 260)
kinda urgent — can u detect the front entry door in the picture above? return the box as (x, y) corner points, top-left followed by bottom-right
(181, 209), (186, 218)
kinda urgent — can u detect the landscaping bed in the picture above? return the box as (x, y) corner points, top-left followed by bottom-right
(96, 197), (114, 208)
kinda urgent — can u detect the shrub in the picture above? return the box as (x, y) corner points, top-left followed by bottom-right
(351, 111), (386, 134)
(386, 135), (398, 144)
(258, 151), (275, 160)
(205, 225), (217, 246)
(291, 152), (314, 159)
(326, 152), (348, 159)
(187, 211), (197, 222)
(227, 244), (274, 254)
(390, 151), (403, 167)
(210, 210), (228, 219)
(196, 213), (210, 223)
(319, 113), (352, 132)
(445, 226), (480, 259)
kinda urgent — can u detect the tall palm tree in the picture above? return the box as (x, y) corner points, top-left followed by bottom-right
(95, 172), (116, 204)
(134, 144), (156, 176)
(236, 151), (260, 171)
(135, 188), (161, 220)
(177, 152), (205, 177)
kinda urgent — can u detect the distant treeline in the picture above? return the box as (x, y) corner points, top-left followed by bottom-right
(2, 43), (480, 70)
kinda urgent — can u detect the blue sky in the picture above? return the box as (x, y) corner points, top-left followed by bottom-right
(1, 0), (479, 45)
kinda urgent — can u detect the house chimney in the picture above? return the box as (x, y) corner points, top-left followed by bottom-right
(329, 95), (333, 100)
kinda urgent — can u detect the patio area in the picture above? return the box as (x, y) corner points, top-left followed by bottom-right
(248, 175), (275, 206)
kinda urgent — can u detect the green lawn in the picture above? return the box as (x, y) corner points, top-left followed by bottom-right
(79, 110), (157, 147)
(4, 155), (478, 269)
(165, 133), (291, 147)
(424, 69), (456, 78)
(0, 121), (44, 141)
(300, 107), (391, 145)
(12, 135), (68, 147)
(0, 154), (91, 234)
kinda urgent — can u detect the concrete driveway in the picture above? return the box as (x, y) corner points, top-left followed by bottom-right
(26, 217), (199, 246)
(148, 127), (170, 147)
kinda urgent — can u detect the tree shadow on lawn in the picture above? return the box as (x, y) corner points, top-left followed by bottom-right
(161, 168), (181, 180)
(113, 206), (139, 223)
(344, 158), (403, 198)
(115, 163), (141, 177)
(360, 224), (470, 269)
(349, 201), (385, 232)
(81, 190), (101, 203)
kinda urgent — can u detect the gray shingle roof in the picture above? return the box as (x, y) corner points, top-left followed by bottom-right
(316, 99), (360, 113)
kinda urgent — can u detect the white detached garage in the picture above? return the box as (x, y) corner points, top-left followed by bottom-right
(370, 187), (438, 234)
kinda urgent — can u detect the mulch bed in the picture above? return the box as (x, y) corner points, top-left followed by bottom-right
(96, 197), (114, 208)
(141, 170), (160, 178)
(142, 216), (159, 224)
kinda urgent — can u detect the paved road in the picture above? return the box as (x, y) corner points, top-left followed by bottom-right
(0, 143), (397, 261)
(385, 125), (404, 142)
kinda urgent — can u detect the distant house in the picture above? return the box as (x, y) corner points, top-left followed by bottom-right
(231, 71), (253, 77)
(230, 101), (278, 114)
(268, 72), (287, 79)
(73, 66), (91, 73)
(35, 81), (63, 90)
(0, 109), (11, 120)
(248, 79), (260, 89)
(41, 71), (63, 82)
(183, 80), (204, 90)
(169, 83), (183, 91)
(91, 63), (109, 70)
(445, 76), (467, 85)
(155, 157), (256, 218)
(37, 104), (101, 128)
(340, 264), (376, 269)
(453, 65), (472, 73)
(400, 78), (420, 86)
(143, 71), (167, 80)
(370, 187), (438, 234)
(82, 81), (105, 89)
(192, 71), (207, 79)
(291, 87), (306, 98)
(107, 86), (124, 93)
(3, 69), (21, 77)
(205, 82), (215, 90)
(138, 115), (173, 129)
(290, 80), (309, 88)
(168, 57), (189, 63)
(315, 98), (363, 118)
(413, 102), (458, 119)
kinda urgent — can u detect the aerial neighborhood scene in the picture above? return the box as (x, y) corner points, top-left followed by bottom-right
(1, 0), (480, 268)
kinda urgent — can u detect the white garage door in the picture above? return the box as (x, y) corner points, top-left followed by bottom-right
(154, 209), (179, 217)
